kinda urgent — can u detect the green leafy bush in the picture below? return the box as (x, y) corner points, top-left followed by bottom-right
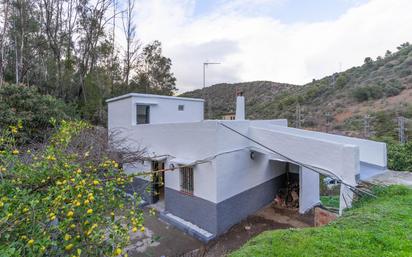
(387, 142), (412, 171)
(0, 84), (77, 143)
(352, 84), (383, 101)
(352, 80), (404, 102)
(0, 121), (144, 256)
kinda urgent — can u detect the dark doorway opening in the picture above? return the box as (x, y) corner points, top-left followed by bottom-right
(152, 160), (165, 203)
(275, 163), (300, 209)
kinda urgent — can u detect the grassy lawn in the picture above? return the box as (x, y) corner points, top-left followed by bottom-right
(231, 186), (412, 257)
(320, 195), (340, 209)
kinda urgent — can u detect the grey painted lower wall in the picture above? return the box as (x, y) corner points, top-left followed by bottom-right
(164, 174), (285, 237)
(165, 187), (218, 234)
(216, 174), (285, 234)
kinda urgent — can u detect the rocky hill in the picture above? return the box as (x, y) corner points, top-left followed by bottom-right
(180, 42), (412, 140)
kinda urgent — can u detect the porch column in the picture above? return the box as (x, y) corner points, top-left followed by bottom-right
(299, 166), (320, 214)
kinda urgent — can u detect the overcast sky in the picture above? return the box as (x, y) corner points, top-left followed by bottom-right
(128, 0), (412, 92)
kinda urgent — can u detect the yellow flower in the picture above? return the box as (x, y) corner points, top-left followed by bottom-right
(27, 239), (34, 246)
(93, 180), (100, 185)
(21, 235), (27, 240)
(64, 234), (72, 241)
(83, 199), (89, 205)
(12, 149), (19, 155)
(86, 208), (93, 214)
(132, 227), (137, 233)
(110, 212), (115, 216)
(70, 224), (76, 229)
(65, 243), (74, 251)
(114, 248), (122, 255)
(0, 201), (3, 208)
(76, 168), (82, 174)
(67, 211), (74, 218)
(140, 226), (145, 232)
(46, 155), (56, 161)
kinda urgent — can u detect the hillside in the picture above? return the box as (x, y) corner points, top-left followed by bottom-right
(181, 42), (412, 140)
(181, 81), (298, 119)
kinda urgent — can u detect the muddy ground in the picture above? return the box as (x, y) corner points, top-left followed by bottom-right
(128, 203), (313, 257)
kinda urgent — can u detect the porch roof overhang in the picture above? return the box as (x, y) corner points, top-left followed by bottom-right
(169, 158), (197, 166)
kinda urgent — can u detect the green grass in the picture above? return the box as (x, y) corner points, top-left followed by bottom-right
(320, 195), (340, 209)
(231, 186), (412, 257)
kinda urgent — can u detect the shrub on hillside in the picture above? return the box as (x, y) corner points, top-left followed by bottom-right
(352, 80), (404, 102)
(387, 142), (412, 171)
(0, 84), (77, 143)
(352, 84), (383, 102)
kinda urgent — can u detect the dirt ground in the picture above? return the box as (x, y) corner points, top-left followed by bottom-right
(128, 203), (313, 257)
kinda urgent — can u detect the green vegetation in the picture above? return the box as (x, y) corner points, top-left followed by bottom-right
(231, 186), (412, 257)
(320, 195), (340, 209)
(0, 121), (144, 256)
(387, 142), (412, 171)
(0, 84), (77, 143)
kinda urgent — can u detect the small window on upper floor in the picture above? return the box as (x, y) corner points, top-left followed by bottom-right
(178, 105), (184, 111)
(136, 104), (150, 124)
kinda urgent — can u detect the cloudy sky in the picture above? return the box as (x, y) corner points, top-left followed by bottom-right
(127, 0), (412, 92)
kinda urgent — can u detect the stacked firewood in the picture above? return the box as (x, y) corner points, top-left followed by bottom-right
(274, 182), (299, 208)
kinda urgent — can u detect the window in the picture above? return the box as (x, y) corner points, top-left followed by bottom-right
(178, 104), (184, 111)
(180, 167), (194, 194)
(136, 105), (150, 124)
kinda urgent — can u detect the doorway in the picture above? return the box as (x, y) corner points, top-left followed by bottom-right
(152, 160), (165, 204)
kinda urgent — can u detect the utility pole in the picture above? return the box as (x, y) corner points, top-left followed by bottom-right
(325, 112), (332, 133)
(397, 116), (407, 144)
(363, 114), (370, 138)
(202, 62), (220, 119)
(295, 102), (302, 128)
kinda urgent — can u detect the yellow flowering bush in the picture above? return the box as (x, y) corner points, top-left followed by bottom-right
(0, 121), (143, 256)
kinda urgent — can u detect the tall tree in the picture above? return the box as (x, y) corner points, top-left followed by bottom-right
(122, 0), (139, 86)
(0, 0), (10, 86)
(137, 40), (176, 95)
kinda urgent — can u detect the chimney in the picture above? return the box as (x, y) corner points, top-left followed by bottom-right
(235, 91), (245, 120)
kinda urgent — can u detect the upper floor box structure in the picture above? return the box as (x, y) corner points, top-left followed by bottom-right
(107, 93), (204, 129)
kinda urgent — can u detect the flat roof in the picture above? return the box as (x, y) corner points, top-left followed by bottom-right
(106, 93), (204, 103)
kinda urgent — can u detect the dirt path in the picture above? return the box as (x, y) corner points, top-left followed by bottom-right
(365, 170), (412, 187)
(200, 204), (313, 257)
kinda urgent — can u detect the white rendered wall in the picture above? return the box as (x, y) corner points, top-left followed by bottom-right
(111, 121), (219, 203)
(299, 167), (320, 214)
(107, 94), (204, 129)
(264, 125), (387, 168)
(130, 95), (204, 125)
(215, 149), (286, 202)
(123, 161), (152, 181)
(249, 126), (359, 186)
(108, 97), (133, 130)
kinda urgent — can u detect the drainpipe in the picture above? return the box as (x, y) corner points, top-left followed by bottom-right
(235, 91), (245, 120)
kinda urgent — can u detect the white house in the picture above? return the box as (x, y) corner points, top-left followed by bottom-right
(106, 92), (387, 242)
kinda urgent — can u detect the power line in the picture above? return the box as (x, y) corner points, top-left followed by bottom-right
(363, 114), (370, 139)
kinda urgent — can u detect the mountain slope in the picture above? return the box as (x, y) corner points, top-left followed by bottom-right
(181, 42), (412, 139)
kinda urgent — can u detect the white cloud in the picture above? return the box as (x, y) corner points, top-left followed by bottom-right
(132, 0), (412, 92)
